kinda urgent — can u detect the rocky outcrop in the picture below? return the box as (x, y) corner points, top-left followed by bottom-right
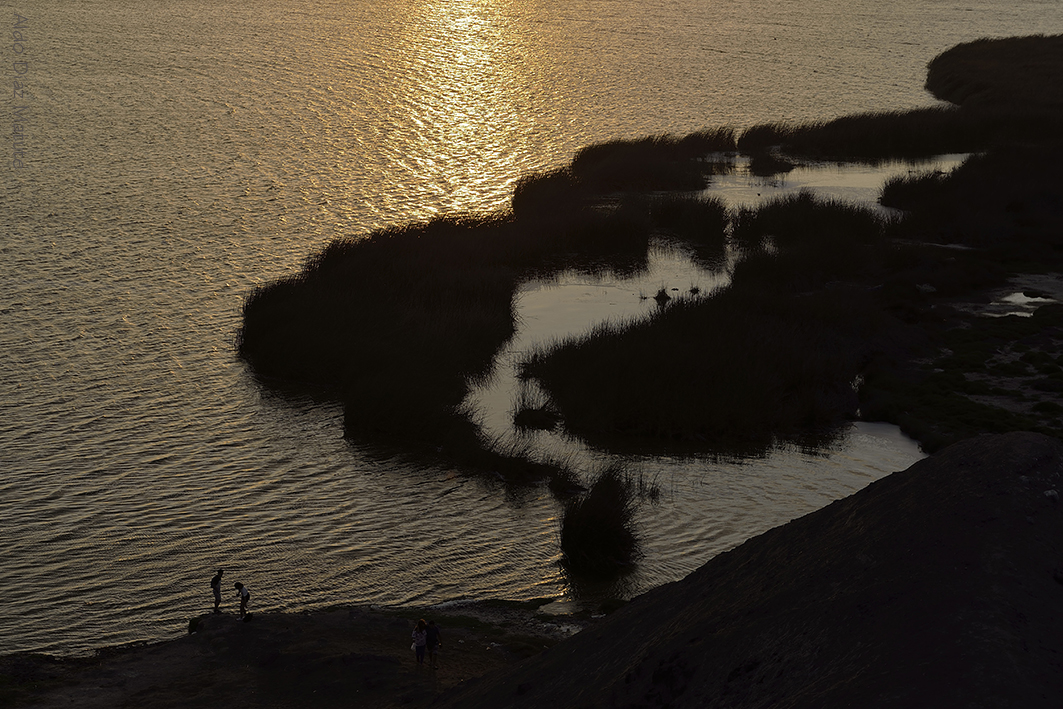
(436, 432), (1063, 708)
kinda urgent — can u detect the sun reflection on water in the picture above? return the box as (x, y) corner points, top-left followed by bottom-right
(374, 0), (548, 215)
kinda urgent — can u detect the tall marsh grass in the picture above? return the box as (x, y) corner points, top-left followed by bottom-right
(884, 147), (1063, 261)
(732, 190), (885, 253)
(650, 195), (729, 246)
(738, 107), (1057, 162)
(569, 130), (736, 193)
(521, 284), (878, 455)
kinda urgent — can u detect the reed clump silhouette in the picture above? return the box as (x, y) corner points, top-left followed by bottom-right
(650, 194), (729, 267)
(517, 192), (900, 454)
(239, 214), (518, 434)
(518, 35), (1063, 455)
(513, 129), (735, 223)
(511, 385), (563, 433)
(731, 190), (889, 291)
(569, 129), (736, 193)
(238, 128), (739, 466)
(883, 146), (1063, 263)
(738, 107), (995, 162)
(558, 466), (644, 578)
(238, 192), (672, 478)
(521, 274), (878, 455)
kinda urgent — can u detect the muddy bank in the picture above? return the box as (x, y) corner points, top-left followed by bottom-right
(0, 602), (596, 709)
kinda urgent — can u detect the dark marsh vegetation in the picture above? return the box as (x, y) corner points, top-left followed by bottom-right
(518, 34), (1063, 456)
(239, 34), (1063, 574)
(237, 138), (738, 465)
(521, 192), (895, 455)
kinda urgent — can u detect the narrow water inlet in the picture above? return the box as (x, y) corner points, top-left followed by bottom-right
(463, 243), (728, 466)
(703, 153), (969, 212)
(452, 156), (949, 605)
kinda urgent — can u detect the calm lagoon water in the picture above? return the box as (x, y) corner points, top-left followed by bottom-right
(3, 0), (1061, 655)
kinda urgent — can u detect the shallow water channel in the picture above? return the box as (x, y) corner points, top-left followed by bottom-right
(467, 154), (967, 456)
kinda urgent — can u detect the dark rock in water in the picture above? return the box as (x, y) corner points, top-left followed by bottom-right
(513, 406), (562, 432)
(747, 151), (795, 177)
(436, 432), (1063, 708)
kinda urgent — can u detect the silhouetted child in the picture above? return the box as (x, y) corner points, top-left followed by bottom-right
(234, 582), (250, 618)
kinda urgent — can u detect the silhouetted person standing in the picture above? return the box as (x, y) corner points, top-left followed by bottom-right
(426, 620), (442, 668)
(210, 569), (224, 613)
(234, 582), (250, 618)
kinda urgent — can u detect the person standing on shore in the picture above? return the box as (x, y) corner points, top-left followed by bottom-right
(412, 619), (428, 666)
(234, 582), (250, 618)
(426, 620), (442, 668)
(210, 569), (224, 613)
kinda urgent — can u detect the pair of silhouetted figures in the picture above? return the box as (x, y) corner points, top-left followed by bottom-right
(412, 619), (442, 668)
(210, 568), (251, 620)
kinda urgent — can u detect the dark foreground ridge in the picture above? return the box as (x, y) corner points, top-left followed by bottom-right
(4, 432), (1062, 707)
(436, 431), (1063, 708)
